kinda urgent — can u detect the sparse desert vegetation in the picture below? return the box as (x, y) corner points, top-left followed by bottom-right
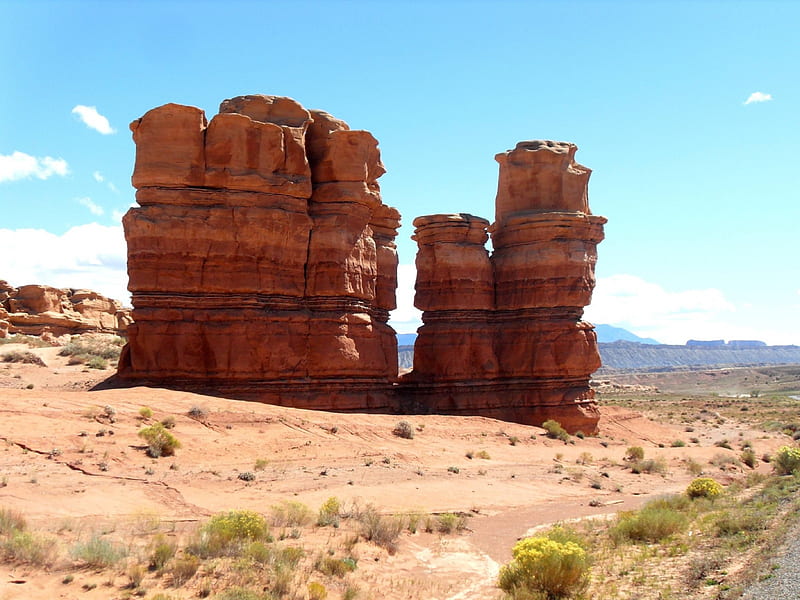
(0, 355), (799, 599)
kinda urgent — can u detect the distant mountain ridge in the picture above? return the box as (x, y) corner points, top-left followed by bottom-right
(397, 324), (658, 347)
(596, 341), (800, 371)
(396, 327), (800, 372)
(593, 324), (660, 344)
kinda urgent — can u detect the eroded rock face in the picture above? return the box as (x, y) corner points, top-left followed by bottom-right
(119, 95), (400, 409)
(118, 97), (605, 429)
(0, 281), (130, 337)
(404, 141), (606, 432)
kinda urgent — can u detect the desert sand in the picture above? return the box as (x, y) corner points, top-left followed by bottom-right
(0, 342), (787, 599)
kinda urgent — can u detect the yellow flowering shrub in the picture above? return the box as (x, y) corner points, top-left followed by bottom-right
(773, 445), (800, 475)
(192, 510), (270, 557)
(686, 477), (723, 499)
(498, 536), (589, 598)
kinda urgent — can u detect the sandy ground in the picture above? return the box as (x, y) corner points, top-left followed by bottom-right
(0, 342), (787, 599)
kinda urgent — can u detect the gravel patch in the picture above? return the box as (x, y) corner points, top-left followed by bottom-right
(741, 523), (800, 599)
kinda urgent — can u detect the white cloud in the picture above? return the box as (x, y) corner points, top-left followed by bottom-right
(77, 196), (104, 216)
(0, 151), (69, 183)
(744, 91), (772, 105)
(72, 105), (116, 134)
(93, 170), (120, 193)
(0, 224), (129, 305)
(584, 274), (741, 344)
(388, 263), (422, 334)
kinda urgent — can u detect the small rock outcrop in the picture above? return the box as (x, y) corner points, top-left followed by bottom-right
(0, 280), (130, 338)
(118, 96), (401, 410)
(402, 141), (606, 432)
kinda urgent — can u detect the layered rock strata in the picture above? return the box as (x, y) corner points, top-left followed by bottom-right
(403, 141), (606, 432)
(118, 96), (400, 410)
(0, 280), (130, 338)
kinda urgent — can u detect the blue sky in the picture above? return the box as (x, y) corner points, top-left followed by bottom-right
(1, 0), (798, 344)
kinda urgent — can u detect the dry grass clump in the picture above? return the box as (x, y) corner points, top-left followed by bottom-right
(0, 334), (52, 347)
(70, 534), (127, 568)
(392, 420), (415, 439)
(2, 350), (46, 366)
(271, 501), (313, 527)
(630, 457), (668, 475)
(356, 505), (403, 554)
(0, 507), (56, 566)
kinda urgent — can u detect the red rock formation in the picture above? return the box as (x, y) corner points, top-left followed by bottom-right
(118, 96), (400, 409)
(0, 280), (130, 337)
(404, 141), (606, 432)
(116, 95), (605, 428)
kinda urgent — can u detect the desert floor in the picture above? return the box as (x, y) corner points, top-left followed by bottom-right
(0, 341), (795, 599)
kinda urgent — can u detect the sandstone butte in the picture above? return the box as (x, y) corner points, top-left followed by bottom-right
(0, 280), (130, 340)
(116, 95), (606, 433)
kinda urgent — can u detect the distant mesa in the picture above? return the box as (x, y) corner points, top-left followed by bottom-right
(0, 280), (130, 341)
(687, 339), (767, 348)
(113, 94), (606, 432)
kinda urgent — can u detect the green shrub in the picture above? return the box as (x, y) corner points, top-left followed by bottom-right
(148, 534), (177, 570)
(215, 587), (270, 600)
(631, 458), (668, 475)
(686, 477), (723, 499)
(317, 496), (341, 527)
(498, 536), (589, 599)
(773, 445), (800, 475)
(70, 535), (127, 568)
(437, 512), (467, 534)
(316, 555), (357, 577)
(196, 510), (270, 558)
(0, 530), (56, 565)
(392, 420), (415, 439)
(86, 356), (108, 369)
(242, 540), (272, 564)
(610, 503), (688, 544)
(138, 422), (181, 458)
(274, 545), (304, 569)
(542, 420), (570, 442)
(625, 446), (645, 461)
(671, 440), (686, 447)
(58, 337), (123, 360)
(715, 510), (768, 536)
(138, 406), (153, 419)
(741, 448), (757, 468)
(167, 553), (200, 586)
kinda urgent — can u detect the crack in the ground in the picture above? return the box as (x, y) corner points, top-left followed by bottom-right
(0, 435), (211, 517)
